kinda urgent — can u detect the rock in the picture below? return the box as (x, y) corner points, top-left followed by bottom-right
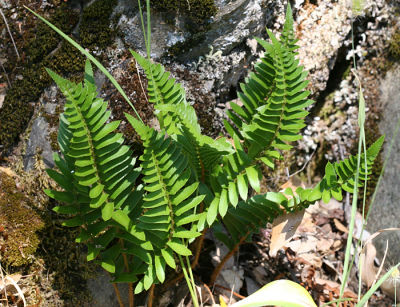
(23, 116), (54, 171)
(178, 0), (283, 62)
(87, 269), (129, 307)
(295, 0), (352, 94)
(367, 64), (400, 264)
(115, 0), (189, 59)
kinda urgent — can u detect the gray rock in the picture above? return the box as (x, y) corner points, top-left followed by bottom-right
(178, 0), (280, 61)
(87, 269), (129, 307)
(367, 65), (400, 264)
(115, 0), (189, 59)
(23, 116), (54, 171)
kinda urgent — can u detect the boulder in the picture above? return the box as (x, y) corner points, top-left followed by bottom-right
(367, 65), (400, 264)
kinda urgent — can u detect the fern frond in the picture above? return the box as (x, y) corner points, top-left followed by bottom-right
(125, 113), (206, 287)
(131, 51), (235, 186)
(131, 51), (201, 136)
(45, 60), (145, 281)
(225, 4), (312, 169)
(280, 4), (299, 52)
(217, 136), (383, 249)
(301, 135), (385, 203)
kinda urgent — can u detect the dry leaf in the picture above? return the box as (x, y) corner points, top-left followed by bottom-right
(316, 238), (334, 252)
(269, 209), (306, 257)
(360, 242), (377, 287)
(333, 218), (348, 233)
(297, 253), (322, 268)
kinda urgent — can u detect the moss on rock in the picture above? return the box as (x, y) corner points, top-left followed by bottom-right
(389, 30), (400, 60)
(0, 172), (44, 267)
(152, 0), (217, 31)
(0, 4), (80, 154)
(80, 0), (118, 50)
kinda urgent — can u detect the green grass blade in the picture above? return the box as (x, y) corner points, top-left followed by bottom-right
(24, 5), (143, 123)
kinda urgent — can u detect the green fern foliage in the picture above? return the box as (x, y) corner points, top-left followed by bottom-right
(45, 60), (149, 284)
(41, 2), (385, 296)
(224, 4), (312, 166)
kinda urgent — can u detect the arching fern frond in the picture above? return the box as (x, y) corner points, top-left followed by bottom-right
(131, 50), (201, 136)
(45, 60), (145, 282)
(132, 51), (235, 186)
(225, 5), (312, 168)
(217, 136), (384, 249)
(125, 113), (206, 288)
(300, 135), (385, 203)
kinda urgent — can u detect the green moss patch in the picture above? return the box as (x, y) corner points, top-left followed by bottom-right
(152, 0), (217, 31)
(0, 4), (81, 154)
(0, 172), (44, 267)
(80, 0), (118, 50)
(389, 30), (400, 60)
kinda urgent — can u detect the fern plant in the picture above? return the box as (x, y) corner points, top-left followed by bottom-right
(42, 3), (383, 302)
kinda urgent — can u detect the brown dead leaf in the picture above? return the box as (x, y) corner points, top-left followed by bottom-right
(269, 209), (306, 257)
(286, 236), (318, 254)
(360, 242), (377, 288)
(314, 277), (357, 298)
(316, 238), (334, 252)
(333, 218), (348, 233)
(297, 252), (322, 268)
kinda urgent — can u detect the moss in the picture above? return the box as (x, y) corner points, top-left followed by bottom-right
(80, 0), (118, 50)
(166, 32), (207, 58)
(25, 4), (79, 64)
(151, 0), (217, 32)
(45, 42), (86, 77)
(0, 173), (44, 267)
(0, 5), (81, 154)
(37, 218), (94, 305)
(389, 30), (400, 60)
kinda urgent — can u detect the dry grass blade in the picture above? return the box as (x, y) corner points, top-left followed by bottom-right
(3, 275), (26, 307)
(0, 9), (20, 60)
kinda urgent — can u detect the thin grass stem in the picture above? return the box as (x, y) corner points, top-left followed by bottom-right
(0, 9), (20, 60)
(179, 255), (199, 307)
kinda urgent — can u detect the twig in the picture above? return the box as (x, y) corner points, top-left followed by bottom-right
(135, 60), (148, 104)
(203, 282), (216, 305)
(209, 231), (251, 286)
(112, 283), (125, 307)
(288, 148), (316, 178)
(121, 240), (134, 307)
(147, 284), (155, 307)
(0, 9), (20, 60)
(0, 61), (11, 87)
(213, 284), (246, 300)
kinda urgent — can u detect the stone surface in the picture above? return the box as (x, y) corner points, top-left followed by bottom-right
(23, 116), (54, 171)
(367, 65), (400, 264)
(87, 269), (129, 307)
(115, 0), (188, 59)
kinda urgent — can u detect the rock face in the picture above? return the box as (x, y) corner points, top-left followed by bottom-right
(23, 116), (54, 171)
(367, 65), (400, 264)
